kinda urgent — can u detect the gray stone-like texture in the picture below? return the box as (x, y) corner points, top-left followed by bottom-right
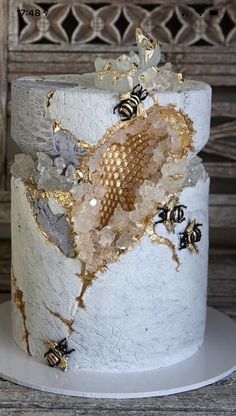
(32, 198), (74, 257)
(53, 130), (88, 166)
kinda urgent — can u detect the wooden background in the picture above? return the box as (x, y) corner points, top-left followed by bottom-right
(0, 0), (236, 413)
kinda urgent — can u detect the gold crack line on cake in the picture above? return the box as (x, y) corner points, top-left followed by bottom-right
(45, 306), (74, 336)
(146, 223), (180, 270)
(75, 262), (109, 310)
(74, 202), (179, 308)
(11, 274), (31, 355)
(76, 262), (93, 309)
(74, 198), (178, 309)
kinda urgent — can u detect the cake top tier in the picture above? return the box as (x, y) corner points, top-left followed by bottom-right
(11, 27), (211, 157)
(11, 74), (211, 157)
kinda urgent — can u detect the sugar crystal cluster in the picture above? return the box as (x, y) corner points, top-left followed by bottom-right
(95, 28), (184, 93)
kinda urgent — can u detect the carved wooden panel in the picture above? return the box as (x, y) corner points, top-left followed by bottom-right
(0, 1), (8, 190)
(8, 0), (236, 49)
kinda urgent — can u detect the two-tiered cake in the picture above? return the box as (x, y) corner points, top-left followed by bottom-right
(11, 28), (211, 373)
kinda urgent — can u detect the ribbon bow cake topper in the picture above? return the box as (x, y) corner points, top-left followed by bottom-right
(95, 28), (184, 93)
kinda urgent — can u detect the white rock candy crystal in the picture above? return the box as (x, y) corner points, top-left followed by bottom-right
(11, 152), (79, 192)
(10, 154), (35, 182)
(95, 28), (183, 93)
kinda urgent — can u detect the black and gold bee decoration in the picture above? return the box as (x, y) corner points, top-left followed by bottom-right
(155, 196), (187, 232)
(113, 84), (148, 121)
(44, 338), (75, 372)
(179, 220), (202, 253)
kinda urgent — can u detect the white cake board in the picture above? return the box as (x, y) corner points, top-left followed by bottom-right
(0, 302), (236, 399)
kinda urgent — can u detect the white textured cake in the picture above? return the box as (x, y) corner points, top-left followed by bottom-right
(11, 29), (211, 373)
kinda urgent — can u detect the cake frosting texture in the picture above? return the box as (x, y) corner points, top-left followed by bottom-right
(10, 28), (212, 373)
(12, 75), (211, 156)
(11, 175), (209, 372)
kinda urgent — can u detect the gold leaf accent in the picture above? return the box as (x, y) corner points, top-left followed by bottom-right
(53, 121), (62, 133)
(76, 263), (96, 309)
(168, 174), (184, 181)
(97, 62), (138, 86)
(46, 91), (54, 108)
(12, 274), (31, 355)
(146, 223), (180, 269)
(46, 306), (74, 336)
(159, 106), (194, 159)
(27, 184), (73, 215)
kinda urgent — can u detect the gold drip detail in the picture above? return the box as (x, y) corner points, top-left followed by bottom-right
(12, 274), (31, 355)
(46, 307), (74, 336)
(146, 223), (180, 269)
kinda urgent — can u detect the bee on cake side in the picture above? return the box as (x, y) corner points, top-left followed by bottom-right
(155, 196), (187, 233)
(44, 338), (75, 372)
(179, 220), (202, 253)
(113, 84), (148, 121)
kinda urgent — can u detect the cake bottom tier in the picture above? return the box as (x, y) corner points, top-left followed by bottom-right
(11, 175), (209, 373)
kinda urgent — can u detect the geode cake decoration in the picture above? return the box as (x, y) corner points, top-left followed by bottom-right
(10, 27), (211, 372)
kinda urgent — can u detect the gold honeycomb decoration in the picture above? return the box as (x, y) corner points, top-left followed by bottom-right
(99, 131), (161, 228)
